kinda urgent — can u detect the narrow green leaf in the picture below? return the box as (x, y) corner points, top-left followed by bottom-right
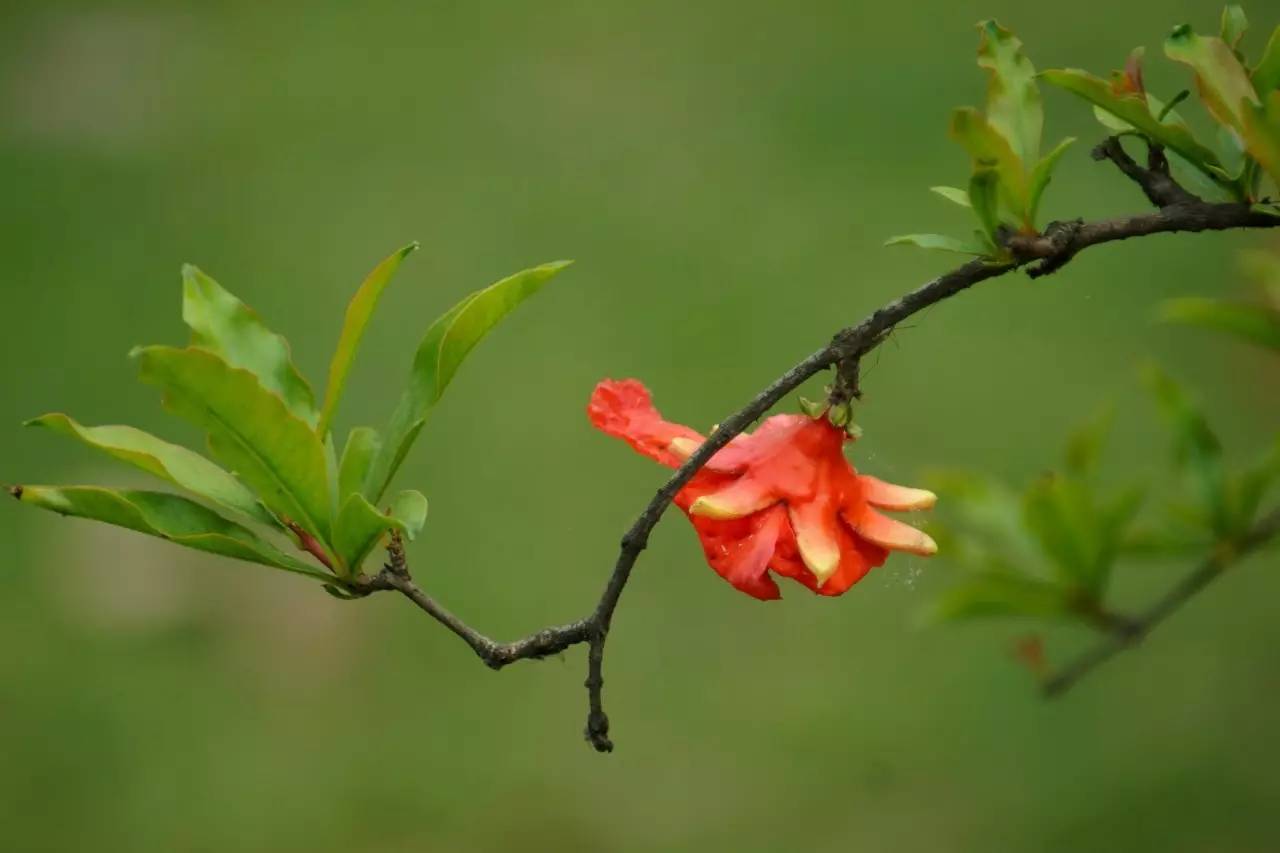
(1027, 137), (1077, 226)
(333, 490), (428, 574)
(1221, 5), (1249, 50)
(1040, 68), (1228, 185)
(134, 346), (333, 542)
(949, 107), (1028, 220)
(1098, 485), (1145, 574)
(338, 427), (382, 501)
(968, 167), (1002, 240)
(182, 265), (318, 426)
(1253, 26), (1280, 95)
(12, 485), (330, 580)
(25, 414), (276, 527)
(975, 20), (1043, 164)
(927, 572), (1072, 623)
(366, 261), (571, 500)
(885, 234), (991, 255)
(1233, 436), (1280, 534)
(317, 243), (420, 438)
(1165, 24), (1259, 133)
(1159, 296), (1280, 351)
(930, 186), (971, 207)
(1145, 366), (1229, 537)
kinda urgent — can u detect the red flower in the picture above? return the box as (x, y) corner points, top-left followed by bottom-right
(588, 379), (937, 600)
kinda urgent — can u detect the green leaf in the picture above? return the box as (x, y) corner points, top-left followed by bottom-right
(975, 20), (1043, 164)
(365, 261), (571, 501)
(1145, 366), (1229, 537)
(11, 485), (330, 580)
(885, 233), (991, 255)
(1234, 436), (1280, 533)
(949, 107), (1028, 221)
(1156, 90), (1193, 122)
(1159, 296), (1280, 351)
(968, 167), (1002, 240)
(134, 346), (333, 543)
(25, 414), (276, 528)
(927, 572), (1072, 623)
(333, 490), (428, 574)
(1253, 26), (1280, 95)
(1242, 93), (1280, 186)
(1165, 24), (1259, 133)
(317, 242), (420, 438)
(930, 186), (971, 207)
(338, 427), (382, 500)
(1027, 137), (1077, 226)
(1221, 5), (1249, 50)
(1023, 475), (1099, 591)
(927, 470), (1045, 575)
(1040, 68), (1228, 185)
(182, 265), (318, 426)
(1064, 407), (1114, 476)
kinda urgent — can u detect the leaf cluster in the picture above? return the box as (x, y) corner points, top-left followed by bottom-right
(14, 246), (570, 592)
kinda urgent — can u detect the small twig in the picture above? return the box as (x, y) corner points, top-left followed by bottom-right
(1043, 508), (1280, 697)
(1091, 136), (1202, 209)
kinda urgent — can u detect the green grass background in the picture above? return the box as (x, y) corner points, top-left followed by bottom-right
(1, 1), (1278, 850)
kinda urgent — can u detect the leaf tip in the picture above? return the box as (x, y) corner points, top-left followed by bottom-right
(400, 241), (422, 258)
(8, 485), (23, 500)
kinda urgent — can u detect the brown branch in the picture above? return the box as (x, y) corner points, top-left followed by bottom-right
(347, 154), (1279, 753)
(1043, 508), (1280, 698)
(1091, 136), (1202, 209)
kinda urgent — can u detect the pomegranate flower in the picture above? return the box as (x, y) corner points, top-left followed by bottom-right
(588, 379), (937, 600)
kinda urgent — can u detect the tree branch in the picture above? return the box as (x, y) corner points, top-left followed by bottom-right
(1042, 508), (1280, 698)
(350, 163), (1279, 753)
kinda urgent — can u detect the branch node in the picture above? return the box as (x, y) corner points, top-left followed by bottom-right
(386, 530), (409, 578)
(620, 528), (648, 554)
(1092, 136), (1200, 208)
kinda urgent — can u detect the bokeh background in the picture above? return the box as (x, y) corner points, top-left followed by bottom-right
(2, 1), (1278, 850)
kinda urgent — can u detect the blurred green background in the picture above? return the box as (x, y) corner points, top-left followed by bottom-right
(2, 1), (1278, 850)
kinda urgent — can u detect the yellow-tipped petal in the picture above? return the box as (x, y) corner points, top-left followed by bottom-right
(849, 507), (937, 556)
(668, 436), (702, 460)
(787, 501), (842, 586)
(860, 476), (937, 511)
(689, 477), (775, 520)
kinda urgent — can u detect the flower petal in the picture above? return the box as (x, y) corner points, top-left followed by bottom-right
(847, 506), (938, 556)
(859, 475), (938, 511)
(700, 506), (787, 601)
(704, 414), (811, 473)
(787, 497), (843, 586)
(816, 528), (888, 596)
(689, 476), (776, 520)
(588, 379), (705, 469)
